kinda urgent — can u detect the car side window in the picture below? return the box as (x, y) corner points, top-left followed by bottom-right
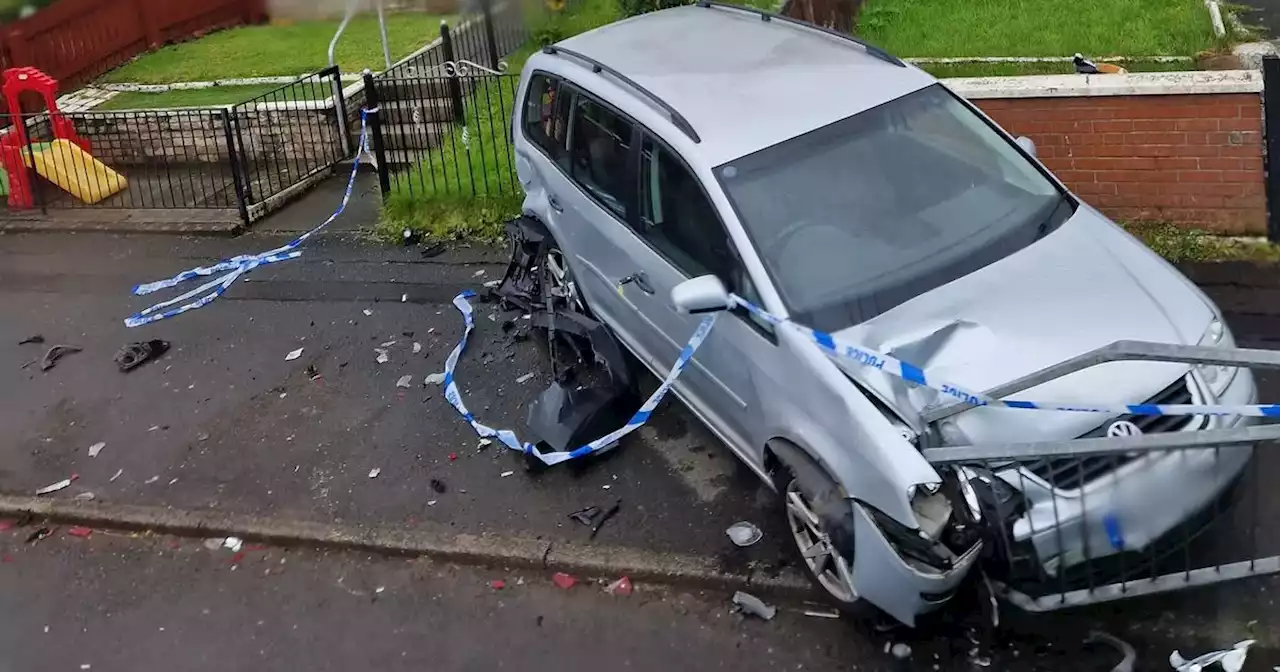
(567, 95), (632, 219)
(523, 74), (570, 165)
(636, 135), (736, 282)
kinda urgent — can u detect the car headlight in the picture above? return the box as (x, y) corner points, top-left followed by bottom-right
(1198, 318), (1237, 397)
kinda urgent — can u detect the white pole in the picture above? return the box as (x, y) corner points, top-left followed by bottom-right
(1206, 0), (1227, 38)
(328, 0), (361, 68)
(376, 0), (393, 71)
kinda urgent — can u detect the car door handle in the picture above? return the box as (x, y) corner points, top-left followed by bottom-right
(547, 194), (564, 213)
(617, 271), (655, 295)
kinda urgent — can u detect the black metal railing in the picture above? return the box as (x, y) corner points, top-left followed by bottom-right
(1, 108), (245, 214)
(367, 1), (528, 206)
(230, 66), (349, 218)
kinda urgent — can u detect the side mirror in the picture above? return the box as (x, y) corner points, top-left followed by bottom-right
(671, 275), (731, 314)
(1016, 136), (1037, 158)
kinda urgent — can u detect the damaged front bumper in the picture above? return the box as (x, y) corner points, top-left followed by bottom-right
(849, 501), (983, 626)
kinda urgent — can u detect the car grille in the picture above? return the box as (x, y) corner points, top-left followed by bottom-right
(1023, 377), (1199, 491)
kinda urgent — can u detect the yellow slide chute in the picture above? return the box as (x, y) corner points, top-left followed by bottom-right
(23, 139), (127, 204)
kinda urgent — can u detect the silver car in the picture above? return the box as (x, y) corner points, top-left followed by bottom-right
(510, 2), (1257, 624)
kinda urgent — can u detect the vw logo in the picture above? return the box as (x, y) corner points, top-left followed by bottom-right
(1107, 420), (1143, 437)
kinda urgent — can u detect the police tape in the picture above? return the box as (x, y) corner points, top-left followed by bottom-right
(729, 296), (1280, 419)
(123, 110), (373, 328)
(440, 290), (718, 466)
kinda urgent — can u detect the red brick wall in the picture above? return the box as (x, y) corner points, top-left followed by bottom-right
(974, 93), (1265, 235)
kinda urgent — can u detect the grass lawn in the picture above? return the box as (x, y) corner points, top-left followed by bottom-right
(859, 0), (1222, 59)
(100, 13), (452, 84)
(96, 82), (335, 110)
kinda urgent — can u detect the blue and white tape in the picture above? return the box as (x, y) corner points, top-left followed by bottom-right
(123, 110), (373, 328)
(730, 296), (1280, 419)
(439, 290), (718, 466)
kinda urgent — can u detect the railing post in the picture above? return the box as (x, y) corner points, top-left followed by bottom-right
(439, 22), (466, 124)
(1265, 55), (1280, 243)
(221, 109), (251, 225)
(329, 67), (352, 157)
(480, 0), (501, 72)
(362, 69), (392, 197)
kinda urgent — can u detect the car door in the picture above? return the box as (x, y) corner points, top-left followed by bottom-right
(513, 73), (651, 345)
(610, 132), (773, 465)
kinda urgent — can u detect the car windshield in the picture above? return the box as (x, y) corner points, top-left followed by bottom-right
(715, 84), (1072, 332)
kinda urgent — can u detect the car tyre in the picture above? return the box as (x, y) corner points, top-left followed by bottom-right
(770, 441), (879, 619)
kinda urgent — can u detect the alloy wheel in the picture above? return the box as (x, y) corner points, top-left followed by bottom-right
(785, 479), (858, 603)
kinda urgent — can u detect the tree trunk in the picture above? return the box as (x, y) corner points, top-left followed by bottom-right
(779, 0), (864, 34)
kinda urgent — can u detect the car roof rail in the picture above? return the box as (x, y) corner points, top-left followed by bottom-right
(540, 45), (701, 143)
(694, 0), (905, 68)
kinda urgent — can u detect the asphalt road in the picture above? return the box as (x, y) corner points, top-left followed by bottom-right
(5, 527), (1276, 672)
(0, 229), (792, 570)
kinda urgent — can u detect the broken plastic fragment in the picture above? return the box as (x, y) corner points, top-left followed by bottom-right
(375, 349), (390, 364)
(477, 438), (492, 450)
(552, 572), (577, 589)
(490, 580), (505, 590)
(483, 279), (501, 288)
(401, 294), (408, 303)
(363, 309), (374, 316)
(500, 470), (514, 478)
(516, 372), (535, 384)
(425, 372), (446, 385)
(473, 269), (486, 277)
(109, 469), (123, 482)
(380, 340), (398, 348)
(144, 476), (160, 484)
(223, 537), (243, 552)
(726, 521), (763, 547)
(285, 348), (304, 362)
(802, 609), (840, 619)
(731, 591), (776, 620)
(891, 643), (912, 660)
(368, 468), (381, 479)
(395, 375), (413, 388)
(67, 526), (93, 538)
(87, 442), (105, 458)
(569, 506), (600, 526)
(72, 492), (95, 502)
(35, 475), (77, 495)
(1170, 640), (1254, 672)
(448, 452), (458, 461)
(605, 576), (632, 597)
(413, 342), (422, 354)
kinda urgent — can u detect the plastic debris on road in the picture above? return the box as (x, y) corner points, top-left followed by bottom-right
(477, 438), (492, 450)
(87, 442), (105, 458)
(425, 372), (446, 386)
(26, 527), (53, 543)
(569, 505), (599, 526)
(802, 609), (840, 619)
(109, 469), (123, 482)
(1171, 640), (1254, 672)
(473, 269), (486, 277)
(413, 342), (422, 354)
(500, 470), (514, 478)
(144, 476), (160, 484)
(731, 591), (776, 621)
(516, 372), (535, 384)
(39, 344), (82, 372)
(285, 348), (304, 361)
(890, 643), (912, 660)
(375, 349), (390, 364)
(490, 580), (505, 590)
(67, 526), (93, 538)
(380, 340), (398, 348)
(1087, 631), (1135, 672)
(114, 340), (169, 372)
(35, 474), (77, 495)
(552, 572), (577, 589)
(363, 309), (374, 316)
(483, 279), (501, 288)
(726, 521), (763, 547)
(72, 492), (95, 502)
(591, 500), (621, 539)
(223, 537), (244, 552)
(395, 375), (413, 388)
(401, 294), (408, 303)
(605, 576), (633, 597)
(368, 468), (381, 479)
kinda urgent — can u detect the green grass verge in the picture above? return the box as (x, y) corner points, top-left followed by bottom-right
(95, 82), (336, 110)
(101, 13), (452, 84)
(1124, 222), (1280, 263)
(859, 0), (1221, 59)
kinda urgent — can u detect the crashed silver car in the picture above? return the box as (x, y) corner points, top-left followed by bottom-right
(507, 2), (1263, 624)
